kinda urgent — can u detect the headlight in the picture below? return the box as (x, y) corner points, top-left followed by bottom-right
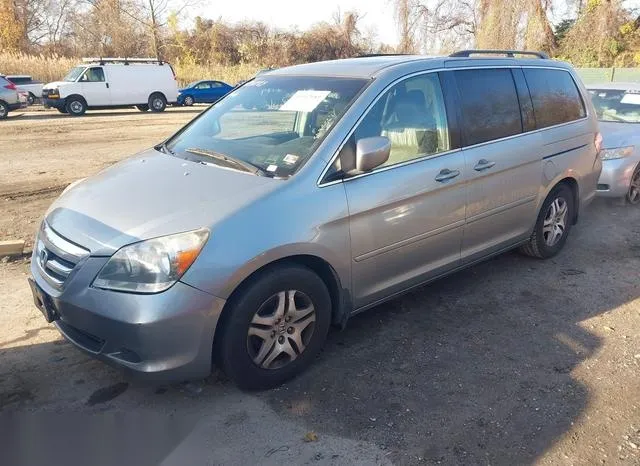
(93, 229), (209, 293)
(601, 146), (634, 160)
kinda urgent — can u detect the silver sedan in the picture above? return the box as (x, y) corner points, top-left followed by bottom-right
(588, 83), (640, 204)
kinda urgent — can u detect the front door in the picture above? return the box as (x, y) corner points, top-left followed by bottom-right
(339, 73), (466, 309)
(79, 66), (111, 106)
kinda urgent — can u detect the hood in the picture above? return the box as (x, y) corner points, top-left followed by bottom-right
(45, 149), (277, 256)
(599, 121), (640, 149)
(43, 81), (70, 90)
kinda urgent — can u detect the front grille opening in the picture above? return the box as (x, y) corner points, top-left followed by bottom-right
(57, 320), (105, 353)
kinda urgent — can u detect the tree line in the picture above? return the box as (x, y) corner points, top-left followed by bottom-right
(1, 0), (639, 68)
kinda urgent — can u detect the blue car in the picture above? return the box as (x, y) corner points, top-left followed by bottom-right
(177, 80), (233, 106)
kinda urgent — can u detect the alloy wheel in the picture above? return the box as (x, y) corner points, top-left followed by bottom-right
(542, 197), (568, 247)
(0, 104), (7, 118)
(627, 168), (640, 205)
(247, 290), (316, 370)
(70, 101), (83, 114)
(184, 96), (194, 106)
(152, 98), (163, 110)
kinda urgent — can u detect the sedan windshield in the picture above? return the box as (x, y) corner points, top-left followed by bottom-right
(166, 75), (368, 177)
(63, 66), (86, 82)
(589, 88), (640, 123)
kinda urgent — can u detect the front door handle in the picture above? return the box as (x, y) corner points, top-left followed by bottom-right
(105, 82), (109, 88)
(474, 159), (496, 171)
(435, 168), (461, 182)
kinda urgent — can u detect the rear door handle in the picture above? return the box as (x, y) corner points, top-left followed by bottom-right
(474, 159), (496, 171)
(435, 168), (461, 182)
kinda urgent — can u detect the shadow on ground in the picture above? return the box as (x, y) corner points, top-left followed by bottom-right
(1, 199), (639, 465)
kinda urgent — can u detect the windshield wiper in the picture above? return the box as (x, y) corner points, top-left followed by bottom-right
(157, 142), (174, 155)
(185, 148), (269, 176)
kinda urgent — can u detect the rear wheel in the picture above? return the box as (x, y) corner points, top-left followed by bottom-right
(136, 104), (149, 112)
(520, 184), (574, 259)
(218, 265), (331, 390)
(66, 97), (86, 116)
(0, 101), (8, 119)
(626, 165), (640, 205)
(148, 93), (166, 112)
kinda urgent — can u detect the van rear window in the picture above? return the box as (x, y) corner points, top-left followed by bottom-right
(523, 69), (586, 129)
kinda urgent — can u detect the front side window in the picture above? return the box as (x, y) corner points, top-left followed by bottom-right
(166, 75), (367, 177)
(338, 73), (450, 174)
(455, 69), (522, 146)
(589, 88), (640, 123)
(524, 68), (586, 129)
(196, 82), (211, 89)
(80, 67), (105, 82)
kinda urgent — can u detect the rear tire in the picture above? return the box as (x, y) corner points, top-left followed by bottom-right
(218, 265), (332, 390)
(520, 184), (574, 259)
(148, 93), (166, 112)
(0, 101), (8, 119)
(136, 105), (149, 112)
(65, 97), (86, 116)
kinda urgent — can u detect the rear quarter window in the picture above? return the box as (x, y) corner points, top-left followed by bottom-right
(454, 69), (523, 146)
(523, 68), (586, 129)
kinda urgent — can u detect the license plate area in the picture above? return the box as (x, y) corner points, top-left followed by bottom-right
(28, 278), (58, 323)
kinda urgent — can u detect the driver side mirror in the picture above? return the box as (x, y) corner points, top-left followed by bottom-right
(354, 136), (391, 173)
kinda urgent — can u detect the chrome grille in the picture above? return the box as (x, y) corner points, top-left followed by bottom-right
(36, 222), (89, 289)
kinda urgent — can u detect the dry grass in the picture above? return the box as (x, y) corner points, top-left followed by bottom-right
(0, 52), (262, 86)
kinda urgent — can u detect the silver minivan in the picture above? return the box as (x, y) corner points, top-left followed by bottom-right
(29, 51), (602, 389)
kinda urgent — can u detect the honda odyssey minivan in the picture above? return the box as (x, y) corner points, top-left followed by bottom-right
(29, 51), (602, 389)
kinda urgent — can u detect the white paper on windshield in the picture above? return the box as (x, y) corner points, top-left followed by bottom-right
(620, 92), (640, 105)
(280, 90), (330, 112)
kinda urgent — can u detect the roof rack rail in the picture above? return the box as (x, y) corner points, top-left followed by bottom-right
(449, 50), (549, 59)
(356, 53), (411, 58)
(81, 57), (166, 65)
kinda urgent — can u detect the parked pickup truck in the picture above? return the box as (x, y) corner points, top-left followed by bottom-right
(6, 75), (43, 105)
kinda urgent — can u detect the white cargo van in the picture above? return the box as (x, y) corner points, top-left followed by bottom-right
(41, 58), (179, 116)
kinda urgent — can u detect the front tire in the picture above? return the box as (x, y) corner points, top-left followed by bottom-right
(148, 93), (166, 112)
(626, 165), (640, 205)
(65, 97), (87, 116)
(27, 92), (36, 105)
(520, 184), (574, 259)
(136, 104), (149, 112)
(57, 107), (68, 114)
(218, 265), (332, 390)
(183, 95), (194, 106)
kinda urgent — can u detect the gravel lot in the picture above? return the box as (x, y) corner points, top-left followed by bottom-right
(1, 108), (639, 465)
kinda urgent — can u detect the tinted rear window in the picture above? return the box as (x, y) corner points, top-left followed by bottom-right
(8, 77), (29, 84)
(455, 69), (522, 146)
(523, 69), (586, 129)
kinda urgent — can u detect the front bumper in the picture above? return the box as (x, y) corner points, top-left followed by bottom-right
(42, 97), (65, 110)
(596, 157), (640, 198)
(30, 253), (226, 382)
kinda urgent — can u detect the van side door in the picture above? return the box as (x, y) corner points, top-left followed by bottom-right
(450, 67), (544, 262)
(79, 66), (111, 106)
(334, 72), (466, 309)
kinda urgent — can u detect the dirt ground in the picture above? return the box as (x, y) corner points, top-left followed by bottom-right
(1, 108), (639, 465)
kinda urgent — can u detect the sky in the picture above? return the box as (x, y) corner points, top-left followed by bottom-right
(193, 0), (398, 45)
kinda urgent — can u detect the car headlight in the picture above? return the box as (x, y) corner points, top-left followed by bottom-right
(600, 146), (634, 160)
(93, 229), (209, 293)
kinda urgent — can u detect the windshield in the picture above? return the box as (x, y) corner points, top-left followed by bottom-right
(63, 66), (87, 82)
(186, 81), (198, 88)
(589, 88), (640, 123)
(166, 75), (368, 177)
